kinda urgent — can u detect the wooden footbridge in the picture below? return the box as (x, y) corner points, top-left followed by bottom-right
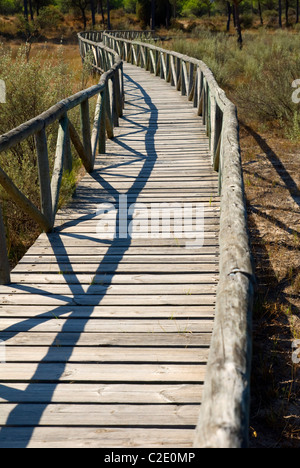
(0, 31), (255, 448)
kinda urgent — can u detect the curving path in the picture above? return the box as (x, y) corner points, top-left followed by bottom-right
(0, 63), (220, 448)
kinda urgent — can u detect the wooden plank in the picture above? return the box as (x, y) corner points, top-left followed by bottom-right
(0, 403), (200, 427)
(33, 235), (219, 247)
(2, 347), (209, 363)
(0, 332), (211, 347)
(12, 264), (219, 274)
(24, 246), (219, 255)
(9, 272), (218, 285)
(0, 363), (206, 383)
(0, 383), (203, 403)
(17, 255), (219, 265)
(0, 283), (217, 295)
(0, 304), (215, 318)
(0, 427), (196, 448)
(0, 318), (214, 333)
(0, 294), (216, 306)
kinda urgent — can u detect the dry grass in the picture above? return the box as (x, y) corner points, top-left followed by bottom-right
(0, 41), (98, 267)
(240, 125), (300, 447)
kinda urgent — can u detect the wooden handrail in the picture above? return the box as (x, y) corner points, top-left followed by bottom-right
(80, 31), (255, 449)
(0, 41), (124, 285)
(0, 30), (255, 449)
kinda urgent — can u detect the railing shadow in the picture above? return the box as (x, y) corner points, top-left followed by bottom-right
(0, 72), (158, 447)
(241, 122), (300, 208)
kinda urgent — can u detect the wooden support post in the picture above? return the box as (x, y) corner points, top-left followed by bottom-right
(105, 82), (114, 139)
(64, 118), (73, 173)
(51, 114), (68, 216)
(113, 70), (122, 119)
(91, 91), (103, 162)
(35, 128), (53, 228)
(80, 99), (93, 169)
(0, 204), (10, 285)
(166, 54), (171, 83)
(69, 120), (93, 173)
(176, 57), (181, 91)
(193, 70), (198, 108)
(188, 63), (195, 101)
(98, 89), (106, 154)
(120, 64), (125, 110)
(181, 61), (188, 96)
(212, 103), (223, 169)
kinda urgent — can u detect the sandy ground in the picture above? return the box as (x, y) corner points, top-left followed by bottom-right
(240, 124), (300, 448)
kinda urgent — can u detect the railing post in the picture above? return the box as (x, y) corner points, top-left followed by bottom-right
(99, 89), (106, 154)
(188, 63), (195, 101)
(114, 69), (122, 118)
(213, 105), (223, 173)
(80, 99), (93, 169)
(35, 128), (53, 228)
(105, 82), (114, 139)
(51, 113), (68, 216)
(120, 63), (125, 109)
(64, 118), (73, 173)
(91, 91), (103, 161)
(176, 57), (181, 92)
(0, 203), (10, 285)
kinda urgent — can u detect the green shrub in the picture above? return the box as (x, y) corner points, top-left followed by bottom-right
(0, 45), (80, 264)
(123, 0), (138, 13)
(35, 6), (64, 31)
(168, 30), (300, 130)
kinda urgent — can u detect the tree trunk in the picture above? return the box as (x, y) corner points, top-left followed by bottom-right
(98, 0), (105, 25)
(166, 0), (171, 27)
(107, 0), (111, 30)
(258, 1), (263, 25)
(233, 1), (243, 49)
(28, 0), (34, 20)
(24, 0), (28, 21)
(296, 0), (299, 23)
(285, 0), (289, 26)
(151, 0), (156, 30)
(279, 0), (282, 27)
(226, 1), (231, 31)
(80, 6), (87, 29)
(232, 4), (237, 27)
(90, 0), (96, 27)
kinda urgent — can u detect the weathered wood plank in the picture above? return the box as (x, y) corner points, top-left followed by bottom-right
(0, 293), (217, 306)
(0, 427), (196, 448)
(2, 347), (209, 363)
(0, 363), (206, 383)
(0, 403), (200, 426)
(0, 304), (215, 318)
(0, 318), (214, 333)
(0, 383), (203, 403)
(0, 331), (211, 347)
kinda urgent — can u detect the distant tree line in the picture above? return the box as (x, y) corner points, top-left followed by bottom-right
(0, 0), (299, 33)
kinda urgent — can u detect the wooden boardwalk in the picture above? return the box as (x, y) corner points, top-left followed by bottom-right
(0, 63), (220, 448)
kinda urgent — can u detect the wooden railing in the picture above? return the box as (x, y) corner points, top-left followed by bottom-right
(0, 30), (255, 449)
(0, 41), (123, 285)
(78, 31), (255, 449)
(78, 30), (156, 52)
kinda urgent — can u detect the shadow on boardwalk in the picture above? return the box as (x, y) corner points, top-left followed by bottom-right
(0, 73), (158, 447)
